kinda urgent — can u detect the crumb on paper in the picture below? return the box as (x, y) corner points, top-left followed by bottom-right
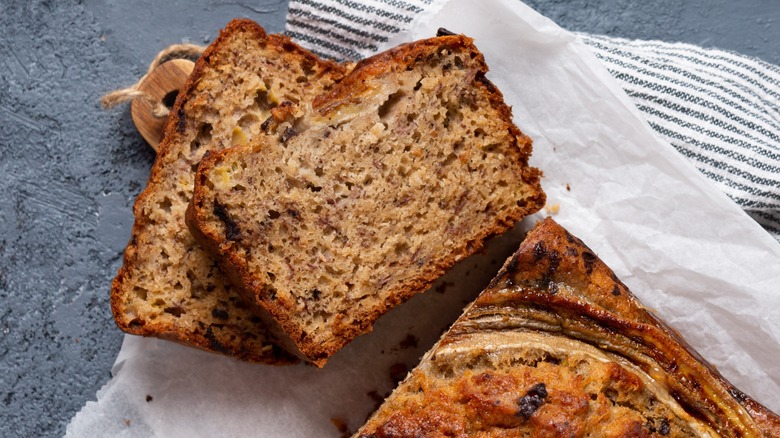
(566, 183), (571, 191)
(399, 334), (419, 349)
(146, 395), (153, 402)
(545, 203), (560, 214)
(367, 389), (388, 413)
(331, 417), (351, 437)
(124, 419), (131, 427)
(367, 390), (385, 403)
(389, 362), (409, 385)
(434, 280), (454, 294)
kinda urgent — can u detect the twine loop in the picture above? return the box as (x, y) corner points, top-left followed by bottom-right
(101, 43), (206, 117)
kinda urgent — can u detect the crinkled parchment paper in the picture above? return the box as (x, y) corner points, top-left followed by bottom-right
(67, 0), (780, 435)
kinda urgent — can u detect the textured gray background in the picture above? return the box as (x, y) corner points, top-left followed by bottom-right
(0, 0), (777, 436)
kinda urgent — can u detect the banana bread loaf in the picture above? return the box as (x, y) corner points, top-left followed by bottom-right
(187, 33), (546, 366)
(356, 218), (780, 437)
(110, 19), (347, 363)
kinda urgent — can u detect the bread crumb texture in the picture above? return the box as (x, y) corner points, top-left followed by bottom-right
(191, 35), (545, 364)
(111, 20), (346, 362)
(358, 344), (700, 437)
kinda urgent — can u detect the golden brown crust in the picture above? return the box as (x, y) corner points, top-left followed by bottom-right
(111, 19), (347, 363)
(310, 36), (476, 113)
(357, 218), (780, 437)
(481, 217), (780, 436)
(189, 33), (545, 366)
(313, 34), (534, 162)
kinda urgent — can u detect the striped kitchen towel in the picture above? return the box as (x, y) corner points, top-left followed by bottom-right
(285, 0), (780, 241)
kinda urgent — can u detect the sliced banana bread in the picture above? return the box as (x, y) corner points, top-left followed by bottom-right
(356, 218), (780, 437)
(110, 19), (348, 363)
(188, 33), (546, 366)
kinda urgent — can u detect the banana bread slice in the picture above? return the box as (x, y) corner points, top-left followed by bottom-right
(110, 19), (348, 363)
(357, 217), (780, 437)
(187, 33), (546, 366)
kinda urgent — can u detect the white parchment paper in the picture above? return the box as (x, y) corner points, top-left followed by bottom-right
(68, 0), (780, 436)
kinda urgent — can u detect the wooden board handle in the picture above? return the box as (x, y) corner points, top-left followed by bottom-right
(130, 59), (194, 151)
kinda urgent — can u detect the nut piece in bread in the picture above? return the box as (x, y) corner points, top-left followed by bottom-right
(188, 34), (546, 366)
(356, 218), (780, 437)
(110, 19), (347, 363)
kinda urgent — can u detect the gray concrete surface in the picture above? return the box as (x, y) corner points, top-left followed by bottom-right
(0, 0), (777, 436)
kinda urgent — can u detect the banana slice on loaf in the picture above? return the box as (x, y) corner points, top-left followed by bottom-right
(111, 19), (347, 363)
(187, 33), (546, 366)
(356, 218), (780, 437)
